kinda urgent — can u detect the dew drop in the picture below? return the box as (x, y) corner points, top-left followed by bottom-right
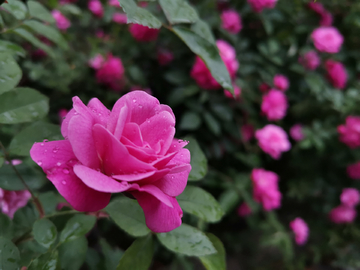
(57, 162), (62, 166)
(62, 181), (67, 185)
(177, 139), (183, 143)
(138, 104), (143, 109)
(40, 143), (44, 146)
(62, 168), (69, 174)
(132, 99), (136, 103)
(37, 161), (42, 166)
(53, 147), (59, 153)
(43, 139), (49, 143)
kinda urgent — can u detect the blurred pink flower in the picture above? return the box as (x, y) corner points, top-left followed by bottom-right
(157, 49), (174, 66)
(255, 124), (291, 159)
(108, 0), (120, 7)
(299, 50), (320, 70)
(261, 89), (288, 121)
(112, 13), (127, 24)
(237, 202), (252, 217)
(0, 189), (31, 219)
(247, 0), (277, 13)
(59, 0), (78, 4)
(88, 0), (104, 17)
(311, 27), (343, 54)
(129, 24), (160, 42)
(325, 60), (347, 90)
(337, 116), (360, 149)
(59, 109), (68, 124)
(96, 55), (125, 91)
(329, 205), (356, 224)
(251, 168), (281, 211)
(259, 83), (270, 93)
(5, 160), (23, 166)
(191, 40), (239, 90)
(290, 124), (305, 141)
(88, 54), (105, 69)
(340, 188), (360, 208)
(224, 85), (241, 99)
(241, 124), (254, 142)
(290, 218), (309, 245)
(307, 2), (325, 14)
(273, 74), (289, 91)
(320, 11), (333, 26)
(51, 10), (71, 31)
(220, 9), (242, 34)
(347, 162), (360, 180)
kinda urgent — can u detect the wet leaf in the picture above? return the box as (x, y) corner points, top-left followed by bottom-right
(0, 237), (20, 270)
(33, 218), (57, 249)
(199, 234), (226, 270)
(27, 1), (55, 23)
(0, 53), (22, 95)
(60, 214), (96, 243)
(183, 136), (207, 181)
(2, 0), (27, 20)
(159, 0), (198, 24)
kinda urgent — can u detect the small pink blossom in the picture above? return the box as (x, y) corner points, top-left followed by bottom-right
(290, 218), (309, 245)
(298, 50), (320, 70)
(108, 0), (120, 7)
(337, 116), (360, 149)
(273, 74), (289, 91)
(88, 0), (104, 17)
(261, 89), (288, 121)
(340, 188), (360, 208)
(51, 10), (71, 31)
(88, 54), (105, 70)
(320, 11), (333, 26)
(59, 109), (68, 124)
(247, 0), (277, 13)
(325, 60), (347, 90)
(220, 10), (242, 34)
(259, 83), (270, 93)
(5, 160), (23, 166)
(95, 30), (110, 41)
(290, 124), (305, 141)
(157, 49), (174, 66)
(311, 27), (344, 54)
(237, 203), (252, 217)
(59, 0), (78, 4)
(251, 168), (281, 211)
(347, 162), (360, 180)
(224, 85), (241, 99)
(0, 189), (31, 219)
(95, 55), (125, 91)
(241, 124), (254, 142)
(129, 24), (160, 42)
(329, 205), (356, 224)
(112, 13), (127, 24)
(255, 124), (291, 159)
(308, 2), (325, 14)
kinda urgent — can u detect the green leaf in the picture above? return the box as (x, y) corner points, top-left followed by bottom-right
(33, 219), (57, 249)
(172, 26), (233, 93)
(0, 213), (13, 238)
(2, 0), (27, 20)
(159, 0), (198, 24)
(203, 111), (221, 135)
(179, 112), (201, 130)
(59, 236), (88, 270)
(27, 1), (55, 23)
(28, 250), (60, 270)
(0, 237), (20, 270)
(0, 53), (22, 95)
(177, 186), (224, 222)
(99, 238), (123, 270)
(13, 205), (37, 238)
(0, 40), (26, 57)
(191, 20), (215, 44)
(0, 157), (3, 168)
(0, 87), (49, 124)
(13, 28), (55, 58)
(105, 197), (150, 237)
(23, 20), (68, 49)
(59, 214), (96, 243)
(198, 234), (226, 270)
(59, 4), (81, 15)
(184, 136), (207, 181)
(38, 191), (60, 215)
(9, 121), (62, 156)
(218, 189), (240, 214)
(116, 235), (154, 270)
(119, 0), (162, 28)
(157, 224), (216, 256)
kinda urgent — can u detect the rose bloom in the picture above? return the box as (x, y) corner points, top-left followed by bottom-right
(255, 124), (291, 159)
(273, 74), (289, 91)
(129, 24), (160, 42)
(30, 91), (191, 232)
(261, 89), (288, 121)
(224, 85), (241, 99)
(88, 0), (104, 18)
(251, 168), (281, 211)
(112, 13), (127, 24)
(290, 218), (309, 245)
(325, 60), (347, 90)
(311, 27), (344, 54)
(290, 124), (305, 142)
(241, 124), (254, 142)
(0, 189), (31, 219)
(347, 162), (360, 180)
(237, 202), (252, 217)
(247, 0), (277, 13)
(108, 0), (120, 7)
(51, 10), (71, 31)
(337, 116), (360, 149)
(95, 55), (125, 91)
(320, 11), (333, 26)
(298, 50), (320, 70)
(329, 205), (356, 224)
(191, 40), (239, 90)
(157, 49), (174, 66)
(259, 83), (270, 93)
(88, 54), (105, 70)
(340, 188), (360, 208)
(220, 9), (242, 34)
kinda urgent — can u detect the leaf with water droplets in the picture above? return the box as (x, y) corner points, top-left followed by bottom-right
(198, 233), (226, 270)
(159, 0), (199, 24)
(2, 0), (27, 20)
(0, 237), (20, 270)
(0, 52), (22, 95)
(157, 224), (216, 256)
(0, 87), (49, 124)
(27, 250), (60, 270)
(60, 214), (96, 243)
(183, 136), (208, 181)
(59, 236), (88, 270)
(33, 218), (57, 249)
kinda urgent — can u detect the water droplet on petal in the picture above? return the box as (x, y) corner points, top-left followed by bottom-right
(57, 162), (62, 166)
(138, 104), (143, 109)
(43, 139), (49, 143)
(62, 181), (67, 185)
(178, 140), (183, 143)
(37, 161), (42, 166)
(40, 143), (44, 146)
(53, 147), (59, 153)
(62, 168), (69, 174)
(132, 99), (136, 103)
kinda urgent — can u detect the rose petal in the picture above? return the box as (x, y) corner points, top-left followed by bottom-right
(167, 139), (189, 154)
(107, 97), (130, 135)
(114, 105), (129, 140)
(122, 122), (143, 146)
(112, 171), (156, 182)
(151, 152), (177, 169)
(130, 184), (173, 207)
(87, 98), (110, 127)
(61, 108), (77, 138)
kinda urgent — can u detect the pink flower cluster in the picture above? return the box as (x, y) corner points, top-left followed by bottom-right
(129, 24), (160, 42)
(298, 50), (321, 71)
(325, 60), (347, 90)
(311, 27), (343, 54)
(108, 0), (120, 7)
(261, 89), (288, 121)
(290, 124), (305, 142)
(273, 74), (289, 91)
(88, 0), (104, 18)
(337, 116), (360, 149)
(347, 162), (360, 180)
(289, 218), (309, 245)
(308, 2), (333, 26)
(329, 188), (359, 224)
(220, 10), (242, 34)
(191, 40), (239, 90)
(255, 124), (291, 159)
(247, 0), (277, 13)
(51, 10), (71, 31)
(112, 13), (127, 24)
(0, 189), (31, 219)
(251, 168), (281, 211)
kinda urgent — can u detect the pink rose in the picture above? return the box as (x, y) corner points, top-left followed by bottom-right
(261, 89), (288, 121)
(259, 83), (270, 93)
(241, 124), (254, 142)
(311, 27), (343, 54)
(224, 84), (241, 99)
(255, 124), (291, 159)
(30, 91), (191, 233)
(88, 54), (105, 70)
(273, 74), (289, 91)
(325, 60), (347, 90)
(347, 162), (360, 180)
(108, 0), (120, 7)
(329, 205), (356, 224)
(191, 40), (239, 90)
(95, 55), (125, 91)
(0, 189), (31, 219)
(129, 24), (160, 42)
(157, 49), (174, 66)
(247, 0), (277, 13)
(307, 2), (325, 14)
(220, 9), (242, 34)
(112, 13), (127, 24)
(51, 10), (71, 31)
(88, 0), (104, 18)
(289, 218), (309, 245)
(320, 11), (333, 26)
(251, 168), (281, 211)
(290, 124), (305, 141)
(337, 116), (360, 149)
(59, 109), (68, 124)
(340, 188), (360, 208)
(237, 202), (252, 217)
(298, 50), (320, 70)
